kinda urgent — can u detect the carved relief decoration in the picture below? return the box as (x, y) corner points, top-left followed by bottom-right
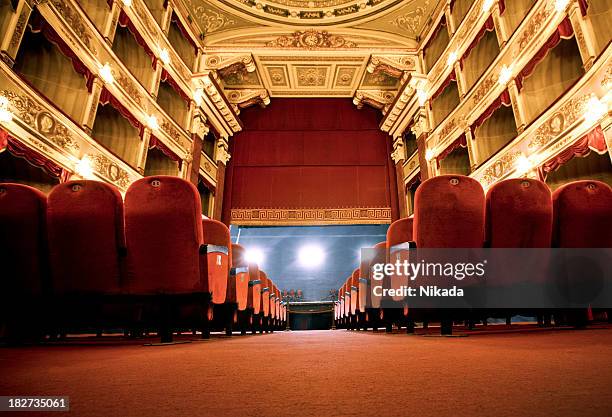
(2, 90), (80, 153)
(266, 30), (357, 49)
(230, 207), (392, 226)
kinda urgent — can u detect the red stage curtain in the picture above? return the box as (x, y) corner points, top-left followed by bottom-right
(149, 136), (182, 169)
(223, 99), (395, 217)
(0, 129), (71, 181)
(538, 126), (607, 179)
(436, 134), (468, 168)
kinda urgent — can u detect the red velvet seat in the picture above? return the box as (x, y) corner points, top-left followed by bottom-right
(260, 271), (270, 319)
(552, 180), (612, 248)
(486, 178), (553, 325)
(269, 280), (277, 324)
(553, 180), (612, 326)
(47, 180), (125, 296)
(231, 244), (249, 311)
(414, 175), (485, 248)
(0, 183), (47, 298)
(387, 218), (413, 302)
(339, 284), (345, 324)
(124, 176), (203, 342)
(414, 175), (485, 334)
(248, 262), (261, 315)
(350, 268), (360, 316)
(369, 242), (387, 310)
(0, 183), (47, 338)
(486, 178), (553, 248)
(124, 176), (203, 294)
(344, 277), (351, 319)
(202, 219), (231, 305)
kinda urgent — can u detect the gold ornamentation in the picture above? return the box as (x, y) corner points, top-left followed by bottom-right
(529, 95), (590, 150)
(296, 67), (327, 86)
(266, 30), (357, 49)
(1, 90), (80, 153)
(189, 5), (236, 34)
(390, 0), (430, 34)
(50, 0), (97, 55)
(230, 207), (392, 225)
(115, 75), (144, 107)
(89, 154), (131, 189)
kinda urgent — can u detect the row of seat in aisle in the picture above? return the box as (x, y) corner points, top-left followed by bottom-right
(335, 176), (612, 335)
(0, 177), (286, 343)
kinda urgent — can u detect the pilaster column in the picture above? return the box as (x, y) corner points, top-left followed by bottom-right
(445, 2), (456, 35)
(188, 111), (208, 184)
(103, 0), (121, 45)
(412, 109), (432, 181)
(391, 136), (408, 218)
(137, 128), (152, 175)
(464, 126), (478, 171)
(161, 4), (173, 34)
(491, 0), (509, 48)
(81, 78), (104, 134)
(212, 136), (231, 221)
(507, 79), (528, 133)
(0, 0), (32, 65)
(568, 1), (598, 71)
(454, 61), (467, 99)
(150, 59), (163, 99)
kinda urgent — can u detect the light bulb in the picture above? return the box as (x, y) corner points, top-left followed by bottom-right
(159, 48), (171, 65)
(497, 64), (513, 85)
(75, 156), (94, 179)
(583, 95), (607, 125)
(147, 115), (159, 130)
(99, 63), (114, 84)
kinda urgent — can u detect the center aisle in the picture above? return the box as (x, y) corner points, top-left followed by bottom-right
(1, 329), (612, 417)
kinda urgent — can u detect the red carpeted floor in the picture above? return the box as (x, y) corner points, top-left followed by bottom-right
(1, 328), (612, 417)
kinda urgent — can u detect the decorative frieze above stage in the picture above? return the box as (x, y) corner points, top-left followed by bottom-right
(230, 207), (392, 226)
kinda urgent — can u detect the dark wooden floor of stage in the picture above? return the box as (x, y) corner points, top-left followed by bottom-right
(1, 327), (612, 417)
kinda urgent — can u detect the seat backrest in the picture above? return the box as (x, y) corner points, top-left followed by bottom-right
(202, 218), (231, 304)
(260, 271), (270, 317)
(386, 218), (413, 301)
(350, 268), (360, 314)
(47, 180), (124, 295)
(344, 277), (351, 316)
(232, 244), (249, 310)
(369, 241), (387, 308)
(0, 183), (47, 297)
(124, 176), (203, 294)
(486, 178), (552, 248)
(553, 180), (612, 248)
(414, 175), (485, 248)
(248, 261), (261, 313)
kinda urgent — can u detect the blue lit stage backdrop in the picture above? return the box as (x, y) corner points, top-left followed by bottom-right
(230, 225), (389, 301)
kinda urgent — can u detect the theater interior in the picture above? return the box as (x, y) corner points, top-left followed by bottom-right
(0, 0), (612, 416)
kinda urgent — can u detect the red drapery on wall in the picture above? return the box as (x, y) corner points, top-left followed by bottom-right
(471, 89), (512, 133)
(118, 11), (157, 68)
(99, 87), (143, 132)
(29, 12), (94, 92)
(537, 126), (607, 179)
(515, 18), (574, 91)
(436, 134), (468, 167)
(0, 129), (71, 181)
(160, 69), (190, 104)
(431, 70), (457, 101)
(170, 13), (198, 54)
(460, 16), (496, 67)
(149, 136), (182, 169)
(221, 99), (397, 224)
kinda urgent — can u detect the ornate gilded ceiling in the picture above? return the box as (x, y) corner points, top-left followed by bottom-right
(186, 0), (442, 109)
